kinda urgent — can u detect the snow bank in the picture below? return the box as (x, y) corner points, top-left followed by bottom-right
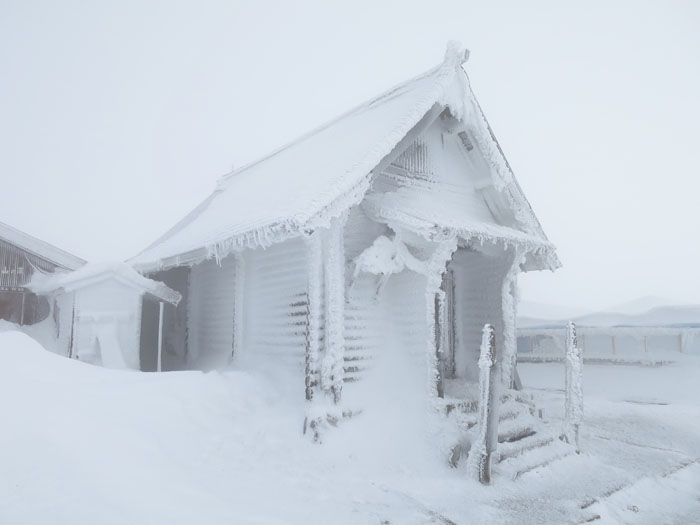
(0, 331), (484, 524)
(2, 331), (700, 523)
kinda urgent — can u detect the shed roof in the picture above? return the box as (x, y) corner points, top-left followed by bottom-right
(30, 262), (181, 305)
(0, 221), (86, 271)
(131, 42), (558, 272)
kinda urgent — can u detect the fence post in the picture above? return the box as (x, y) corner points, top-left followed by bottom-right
(468, 324), (500, 484)
(563, 321), (583, 452)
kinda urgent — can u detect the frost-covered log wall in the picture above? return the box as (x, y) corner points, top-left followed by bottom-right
(187, 256), (237, 370)
(244, 238), (309, 377)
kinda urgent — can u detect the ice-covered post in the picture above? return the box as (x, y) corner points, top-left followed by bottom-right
(320, 215), (346, 403)
(304, 231), (323, 401)
(469, 324), (500, 484)
(156, 301), (164, 372)
(562, 321), (583, 452)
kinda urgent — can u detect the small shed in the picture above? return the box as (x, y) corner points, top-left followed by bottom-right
(31, 262), (180, 369)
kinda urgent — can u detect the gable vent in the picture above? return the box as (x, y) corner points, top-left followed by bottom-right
(457, 131), (474, 152)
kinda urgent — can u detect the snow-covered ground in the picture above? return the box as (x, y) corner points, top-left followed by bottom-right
(1, 330), (699, 524)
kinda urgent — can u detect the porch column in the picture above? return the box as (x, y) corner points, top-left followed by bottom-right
(320, 214), (347, 403)
(501, 249), (523, 389)
(304, 231), (323, 401)
(425, 238), (458, 400)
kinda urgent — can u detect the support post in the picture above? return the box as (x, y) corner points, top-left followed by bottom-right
(157, 301), (164, 373)
(611, 335), (616, 355)
(563, 322), (583, 452)
(320, 215), (346, 403)
(434, 289), (447, 398)
(643, 335), (648, 354)
(232, 253), (245, 360)
(304, 232), (322, 401)
(68, 297), (77, 359)
(501, 250), (522, 390)
(678, 333), (683, 353)
(469, 324), (500, 484)
(19, 291), (27, 326)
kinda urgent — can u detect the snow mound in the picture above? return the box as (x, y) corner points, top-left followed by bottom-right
(0, 331), (465, 524)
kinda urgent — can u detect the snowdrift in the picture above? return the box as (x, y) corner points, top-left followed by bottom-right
(0, 331), (471, 524)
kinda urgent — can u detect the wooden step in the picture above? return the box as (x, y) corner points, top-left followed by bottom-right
(497, 438), (576, 481)
(497, 432), (557, 462)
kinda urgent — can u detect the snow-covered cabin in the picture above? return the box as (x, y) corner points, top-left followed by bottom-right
(130, 44), (560, 449)
(31, 263), (181, 369)
(0, 221), (86, 326)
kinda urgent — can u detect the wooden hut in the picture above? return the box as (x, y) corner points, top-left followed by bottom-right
(130, 44), (567, 473)
(0, 221), (86, 326)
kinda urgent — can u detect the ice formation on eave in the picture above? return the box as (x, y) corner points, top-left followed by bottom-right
(29, 262), (182, 305)
(130, 41), (558, 272)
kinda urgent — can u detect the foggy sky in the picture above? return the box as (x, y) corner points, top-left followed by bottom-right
(1, 1), (699, 311)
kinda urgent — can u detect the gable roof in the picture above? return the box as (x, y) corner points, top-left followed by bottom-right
(29, 262), (181, 305)
(131, 42), (559, 272)
(0, 221), (86, 271)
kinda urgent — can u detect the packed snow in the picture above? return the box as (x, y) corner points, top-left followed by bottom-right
(1, 328), (699, 524)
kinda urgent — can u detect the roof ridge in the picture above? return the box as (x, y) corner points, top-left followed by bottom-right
(216, 44), (468, 188)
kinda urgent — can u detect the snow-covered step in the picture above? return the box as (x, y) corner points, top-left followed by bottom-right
(499, 399), (533, 422)
(441, 398), (479, 416)
(497, 416), (538, 443)
(497, 431), (558, 462)
(497, 438), (575, 481)
(453, 411), (479, 432)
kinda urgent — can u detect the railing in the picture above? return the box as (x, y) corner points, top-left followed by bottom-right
(562, 321), (583, 452)
(468, 323), (500, 484)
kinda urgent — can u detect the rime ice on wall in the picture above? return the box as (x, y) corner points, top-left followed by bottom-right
(243, 238), (310, 382)
(187, 256), (236, 370)
(69, 279), (143, 369)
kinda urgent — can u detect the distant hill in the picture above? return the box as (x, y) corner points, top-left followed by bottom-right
(519, 299), (700, 329)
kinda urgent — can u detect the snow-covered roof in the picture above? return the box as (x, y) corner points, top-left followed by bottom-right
(131, 42), (558, 272)
(0, 221), (86, 271)
(30, 262), (181, 305)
